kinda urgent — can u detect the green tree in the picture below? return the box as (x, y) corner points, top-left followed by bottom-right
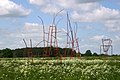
(93, 52), (98, 56)
(1, 48), (13, 58)
(0, 50), (2, 57)
(85, 50), (92, 56)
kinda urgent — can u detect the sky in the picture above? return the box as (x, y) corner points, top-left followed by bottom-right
(0, 0), (120, 54)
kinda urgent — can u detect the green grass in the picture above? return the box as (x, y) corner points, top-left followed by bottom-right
(0, 57), (120, 80)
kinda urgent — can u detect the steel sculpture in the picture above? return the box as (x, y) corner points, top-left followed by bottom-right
(100, 39), (113, 55)
(23, 39), (34, 63)
(23, 10), (81, 61)
(74, 23), (81, 58)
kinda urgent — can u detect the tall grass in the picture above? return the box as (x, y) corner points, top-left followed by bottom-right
(0, 57), (120, 80)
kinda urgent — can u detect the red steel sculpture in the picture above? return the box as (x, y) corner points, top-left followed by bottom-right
(23, 10), (81, 61)
(64, 13), (81, 59)
(74, 23), (81, 58)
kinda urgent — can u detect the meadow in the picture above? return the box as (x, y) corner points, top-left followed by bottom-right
(0, 57), (120, 80)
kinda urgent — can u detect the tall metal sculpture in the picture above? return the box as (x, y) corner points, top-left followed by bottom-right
(23, 10), (81, 61)
(64, 13), (81, 59)
(67, 13), (76, 59)
(37, 9), (64, 58)
(38, 16), (48, 57)
(74, 23), (81, 58)
(100, 39), (113, 55)
(23, 39), (34, 63)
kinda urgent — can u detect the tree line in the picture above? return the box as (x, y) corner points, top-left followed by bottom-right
(0, 47), (119, 58)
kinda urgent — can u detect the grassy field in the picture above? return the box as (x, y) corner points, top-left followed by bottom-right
(0, 57), (120, 80)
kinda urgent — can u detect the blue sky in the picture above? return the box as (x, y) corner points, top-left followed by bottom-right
(0, 0), (120, 54)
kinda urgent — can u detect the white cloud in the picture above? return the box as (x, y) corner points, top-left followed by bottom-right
(104, 20), (120, 32)
(19, 23), (44, 39)
(72, 6), (120, 22)
(90, 35), (106, 41)
(40, 4), (61, 14)
(29, 0), (120, 25)
(29, 0), (62, 14)
(0, 22), (66, 49)
(0, 0), (31, 17)
(0, 22), (43, 49)
(71, 5), (120, 32)
(76, 0), (102, 3)
(23, 23), (41, 32)
(29, 0), (99, 14)
(29, 0), (45, 6)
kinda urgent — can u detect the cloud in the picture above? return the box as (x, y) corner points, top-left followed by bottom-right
(0, 22), (66, 49)
(29, 0), (120, 25)
(72, 6), (120, 22)
(29, 0), (62, 14)
(0, 0), (31, 17)
(0, 22), (43, 49)
(29, 0), (97, 14)
(104, 20), (120, 32)
(23, 23), (42, 33)
(109, 36), (120, 54)
(40, 4), (62, 14)
(17, 23), (44, 41)
(90, 35), (106, 41)
(29, 0), (99, 14)
(71, 5), (120, 33)
(29, 0), (44, 6)
(76, 0), (102, 3)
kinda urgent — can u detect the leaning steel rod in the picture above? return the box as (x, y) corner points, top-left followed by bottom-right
(76, 39), (80, 57)
(74, 23), (81, 57)
(51, 9), (64, 58)
(38, 16), (50, 57)
(30, 39), (32, 48)
(30, 39), (32, 58)
(67, 12), (74, 50)
(23, 39), (28, 57)
(23, 39), (27, 48)
(51, 9), (64, 50)
(74, 22), (78, 40)
(30, 39), (34, 63)
(52, 9), (64, 26)
(38, 16), (45, 48)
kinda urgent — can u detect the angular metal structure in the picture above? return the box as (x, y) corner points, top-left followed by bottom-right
(100, 39), (113, 55)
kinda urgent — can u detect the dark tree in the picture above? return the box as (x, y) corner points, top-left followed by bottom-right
(1, 48), (13, 58)
(85, 50), (92, 56)
(93, 53), (98, 56)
